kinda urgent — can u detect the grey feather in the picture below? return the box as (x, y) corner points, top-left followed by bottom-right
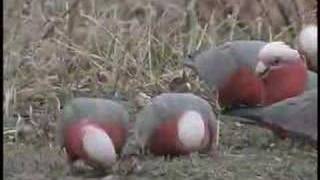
(184, 40), (267, 87)
(56, 98), (130, 147)
(227, 89), (318, 143)
(135, 93), (218, 148)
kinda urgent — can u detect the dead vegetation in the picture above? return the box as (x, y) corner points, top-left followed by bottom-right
(3, 0), (317, 179)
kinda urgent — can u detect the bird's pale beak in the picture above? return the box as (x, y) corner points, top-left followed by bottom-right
(255, 62), (269, 77)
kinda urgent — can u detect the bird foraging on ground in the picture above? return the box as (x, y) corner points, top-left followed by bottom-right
(184, 40), (308, 107)
(226, 89), (318, 146)
(134, 93), (219, 157)
(56, 98), (130, 171)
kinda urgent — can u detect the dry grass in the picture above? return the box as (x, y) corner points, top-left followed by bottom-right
(3, 0), (317, 179)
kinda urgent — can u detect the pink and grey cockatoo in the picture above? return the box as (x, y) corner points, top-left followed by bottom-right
(184, 40), (308, 107)
(134, 93), (219, 157)
(56, 98), (130, 170)
(227, 89), (317, 145)
(297, 25), (318, 72)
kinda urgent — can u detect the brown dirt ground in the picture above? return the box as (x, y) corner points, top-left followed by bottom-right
(4, 116), (317, 180)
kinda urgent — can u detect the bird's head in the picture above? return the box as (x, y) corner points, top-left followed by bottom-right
(255, 42), (303, 78)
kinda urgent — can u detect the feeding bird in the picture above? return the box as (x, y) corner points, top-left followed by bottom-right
(134, 93), (219, 157)
(184, 40), (308, 107)
(226, 89), (317, 145)
(56, 98), (130, 170)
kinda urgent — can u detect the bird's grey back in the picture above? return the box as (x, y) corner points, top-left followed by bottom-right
(135, 93), (216, 145)
(186, 41), (267, 87)
(226, 40), (267, 68)
(227, 89), (318, 143)
(264, 89), (318, 142)
(56, 98), (130, 146)
(62, 98), (129, 125)
(264, 89), (317, 117)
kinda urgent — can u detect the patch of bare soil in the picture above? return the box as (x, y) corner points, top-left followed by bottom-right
(4, 116), (317, 180)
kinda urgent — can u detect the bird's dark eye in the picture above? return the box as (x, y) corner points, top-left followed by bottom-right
(274, 59), (280, 64)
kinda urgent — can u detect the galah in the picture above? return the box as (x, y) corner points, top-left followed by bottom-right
(56, 98), (130, 170)
(184, 40), (308, 107)
(297, 25), (317, 72)
(226, 89), (317, 145)
(134, 93), (219, 157)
